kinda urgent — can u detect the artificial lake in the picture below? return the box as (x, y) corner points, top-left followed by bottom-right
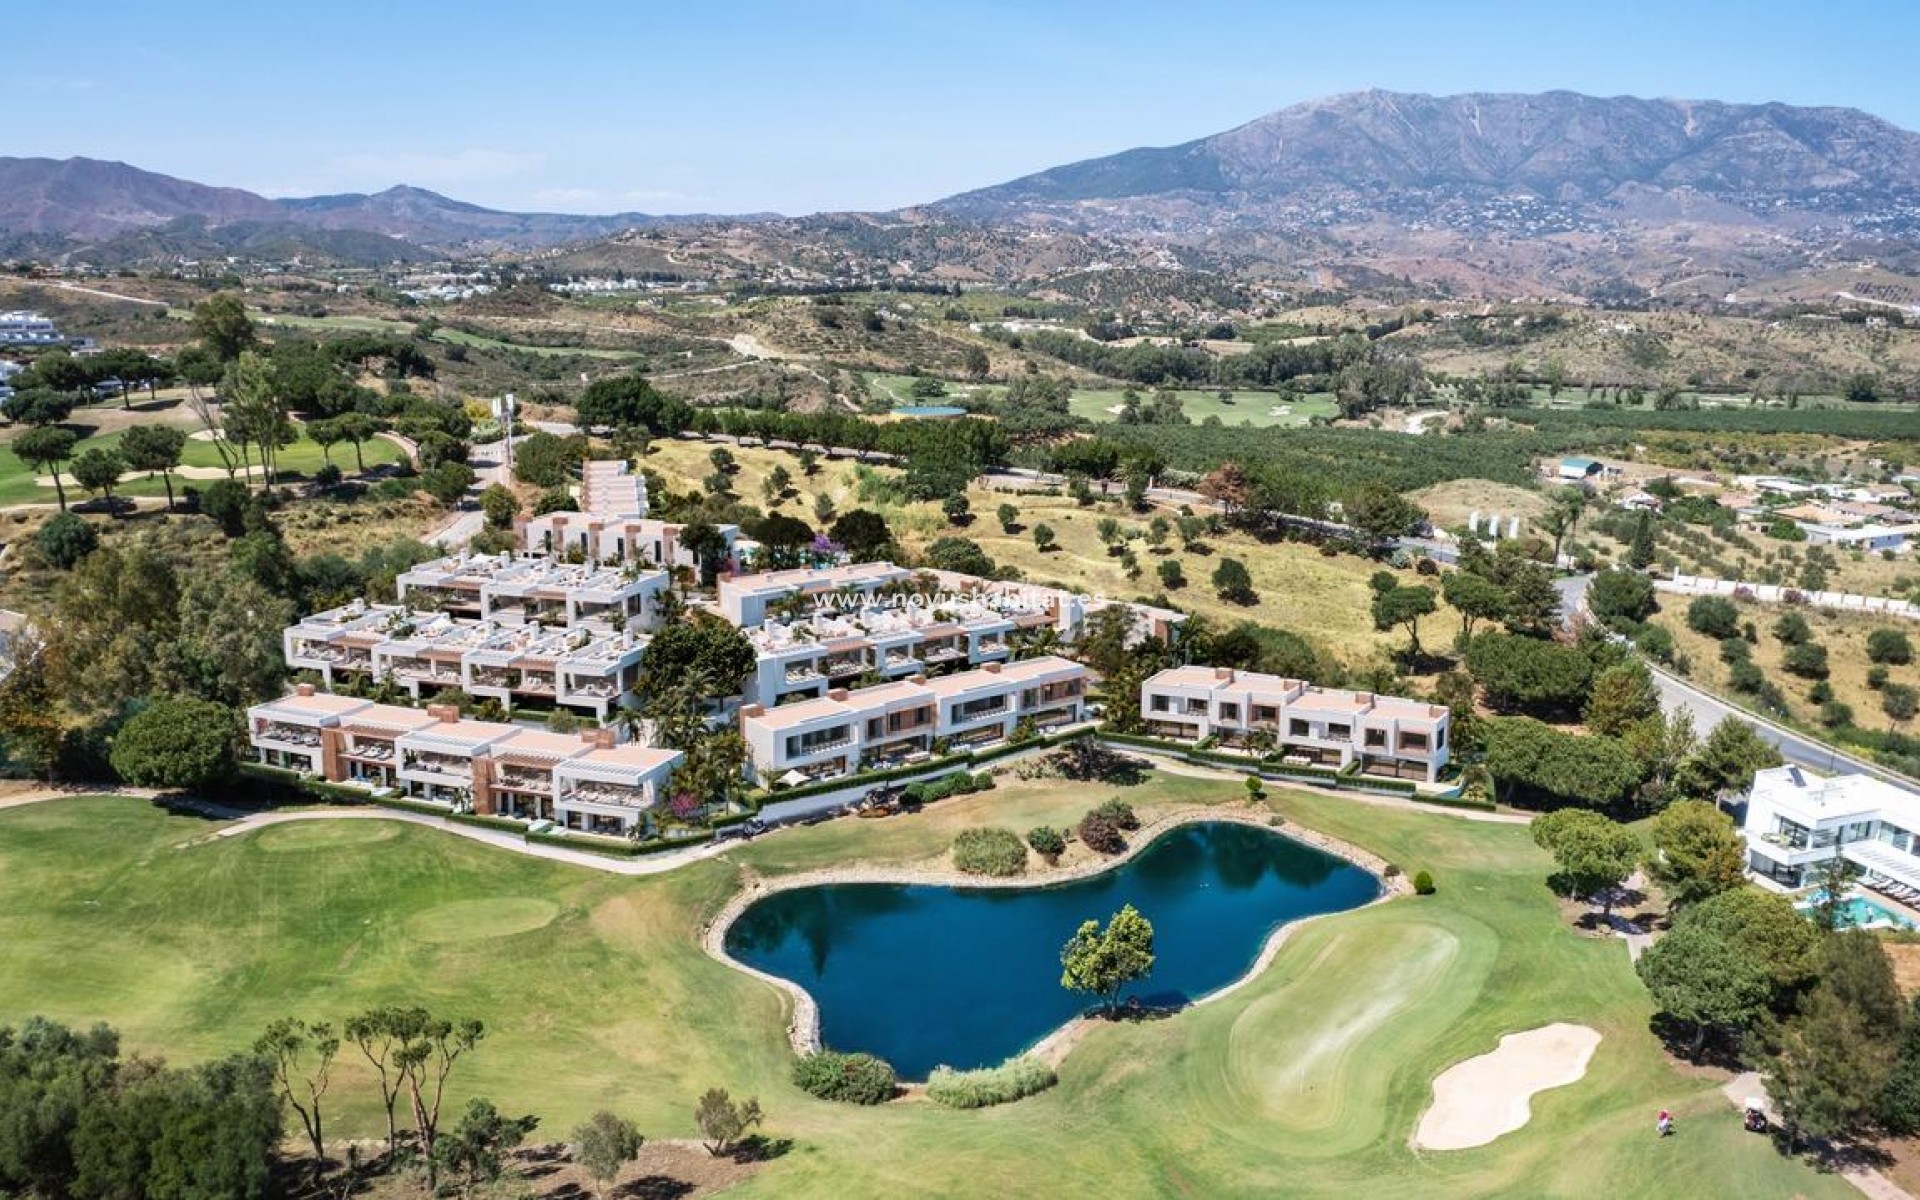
(723, 820), (1381, 1078)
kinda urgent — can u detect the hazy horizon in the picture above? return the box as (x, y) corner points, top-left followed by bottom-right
(9, 0), (1920, 217)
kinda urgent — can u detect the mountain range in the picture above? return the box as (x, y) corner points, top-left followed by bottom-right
(11, 91), (1920, 296)
(0, 157), (729, 261)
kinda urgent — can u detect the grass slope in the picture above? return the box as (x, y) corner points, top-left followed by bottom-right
(0, 783), (1849, 1198)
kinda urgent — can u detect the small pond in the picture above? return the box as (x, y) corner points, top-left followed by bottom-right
(888, 404), (968, 418)
(723, 821), (1380, 1078)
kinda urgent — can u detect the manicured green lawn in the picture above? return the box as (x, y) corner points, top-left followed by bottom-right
(0, 785), (1850, 1198)
(0, 424), (406, 506)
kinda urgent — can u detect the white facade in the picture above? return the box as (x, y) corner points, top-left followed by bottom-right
(284, 602), (648, 721)
(1741, 765), (1920, 890)
(1139, 666), (1451, 783)
(743, 600), (1016, 707)
(740, 655), (1092, 782)
(395, 552), (669, 632)
(246, 687), (681, 836)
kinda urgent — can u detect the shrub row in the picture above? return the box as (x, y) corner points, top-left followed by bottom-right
(907, 771), (995, 806)
(236, 763), (710, 860)
(925, 1056), (1058, 1109)
(755, 730), (1090, 804)
(1095, 732), (1420, 795)
(951, 827), (1028, 876)
(792, 1050), (898, 1104)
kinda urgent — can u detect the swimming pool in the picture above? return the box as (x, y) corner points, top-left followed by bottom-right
(1796, 890), (1917, 931)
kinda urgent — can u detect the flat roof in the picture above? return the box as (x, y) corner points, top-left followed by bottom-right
(256, 691), (371, 717)
(745, 695), (855, 731)
(566, 744), (681, 772)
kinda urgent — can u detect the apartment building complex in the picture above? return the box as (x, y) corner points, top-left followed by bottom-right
(520, 459), (747, 573)
(743, 598), (1018, 707)
(395, 552), (668, 632)
(740, 655), (1093, 782)
(283, 601), (647, 721)
(247, 685), (679, 836)
(1139, 666), (1451, 782)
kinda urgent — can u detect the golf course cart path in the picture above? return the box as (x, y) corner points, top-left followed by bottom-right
(1719, 1074), (1915, 1200)
(1414, 1023), (1602, 1151)
(210, 807), (734, 875)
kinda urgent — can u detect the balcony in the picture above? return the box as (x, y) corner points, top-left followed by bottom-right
(562, 783), (649, 809)
(784, 664), (824, 684)
(883, 650), (920, 670)
(514, 674), (557, 695)
(923, 645), (965, 663)
(394, 664), (460, 684)
(822, 657), (866, 677)
(495, 771), (556, 791)
(785, 734), (853, 760)
(404, 753), (472, 780)
(567, 679), (619, 699)
(257, 723), (322, 748)
(344, 741), (397, 762)
(470, 669), (514, 689)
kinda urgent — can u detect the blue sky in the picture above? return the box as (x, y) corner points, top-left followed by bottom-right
(8, 1), (1917, 215)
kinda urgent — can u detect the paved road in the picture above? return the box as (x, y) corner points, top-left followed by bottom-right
(1560, 570), (1908, 786)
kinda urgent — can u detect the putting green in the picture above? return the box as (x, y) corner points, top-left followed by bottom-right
(406, 897), (561, 943)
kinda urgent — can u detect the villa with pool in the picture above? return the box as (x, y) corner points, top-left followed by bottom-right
(1741, 764), (1920, 925)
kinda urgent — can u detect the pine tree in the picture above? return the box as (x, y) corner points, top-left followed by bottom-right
(1626, 512), (1656, 570)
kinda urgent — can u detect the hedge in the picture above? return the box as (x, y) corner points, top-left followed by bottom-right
(1410, 792), (1499, 813)
(951, 827), (1028, 876)
(792, 1050), (898, 1104)
(1095, 731), (1419, 795)
(753, 729), (1089, 805)
(925, 1056), (1058, 1108)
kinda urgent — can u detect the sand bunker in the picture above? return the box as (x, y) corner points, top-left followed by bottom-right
(1413, 1023), (1601, 1150)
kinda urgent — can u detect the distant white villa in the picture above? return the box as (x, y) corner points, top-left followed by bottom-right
(1741, 764), (1920, 891)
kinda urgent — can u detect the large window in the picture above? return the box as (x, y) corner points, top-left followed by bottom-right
(788, 725), (850, 756)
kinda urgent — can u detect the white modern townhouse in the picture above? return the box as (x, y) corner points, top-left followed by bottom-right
(395, 552), (669, 631)
(521, 461), (747, 573)
(1138, 666), (1452, 783)
(742, 598), (1018, 707)
(246, 687), (681, 837)
(739, 655), (1093, 783)
(285, 603), (649, 721)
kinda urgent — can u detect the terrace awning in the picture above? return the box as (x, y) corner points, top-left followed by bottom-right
(1843, 841), (1920, 892)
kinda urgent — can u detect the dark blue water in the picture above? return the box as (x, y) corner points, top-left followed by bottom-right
(724, 821), (1379, 1077)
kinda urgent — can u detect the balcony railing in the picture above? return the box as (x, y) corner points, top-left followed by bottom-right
(258, 723), (322, 747)
(562, 783), (649, 808)
(496, 769), (553, 791)
(567, 680), (618, 698)
(786, 735), (852, 758)
(404, 754), (471, 779)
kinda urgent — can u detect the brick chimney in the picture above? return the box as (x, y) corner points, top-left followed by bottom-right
(828, 688), (850, 701)
(426, 702), (461, 722)
(983, 662), (1001, 674)
(1214, 667), (1234, 682)
(742, 703), (766, 718)
(579, 728), (616, 750)
(295, 682), (316, 697)
(909, 673), (928, 685)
